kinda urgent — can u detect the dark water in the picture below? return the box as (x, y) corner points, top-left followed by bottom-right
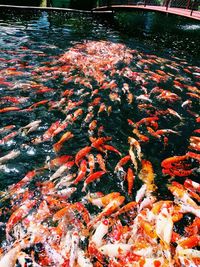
(0, 8), (199, 195)
(114, 11), (200, 61)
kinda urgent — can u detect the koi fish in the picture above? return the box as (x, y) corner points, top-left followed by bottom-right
(128, 137), (142, 172)
(99, 243), (132, 257)
(88, 196), (125, 228)
(96, 154), (107, 172)
(72, 160), (87, 185)
(53, 131), (74, 152)
(75, 146), (91, 166)
(50, 161), (75, 181)
(0, 107), (20, 113)
(0, 125), (15, 134)
(82, 171), (106, 192)
(88, 192), (121, 208)
(0, 150), (20, 165)
(139, 160), (155, 187)
(6, 199), (36, 234)
(46, 155), (73, 169)
(103, 144), (121, 155)
(126, 168), (135, 195)
(0, 241), (27, 267)
(20, 120), (41, 135)
(115, 155), (131, 172)
(0, 131), (19, 145)
(161, 155), (188, 169)
(33, 120), (60, 144)
(91, 137), (112, 150)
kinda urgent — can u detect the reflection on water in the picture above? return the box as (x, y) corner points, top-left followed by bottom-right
(114, 11), (200, 60)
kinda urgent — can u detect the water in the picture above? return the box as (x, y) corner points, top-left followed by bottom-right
(0, 9), (199, 188)
(0, 8), (199, 265)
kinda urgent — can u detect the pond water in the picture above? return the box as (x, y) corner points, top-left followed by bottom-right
(0, 8), (199, 267)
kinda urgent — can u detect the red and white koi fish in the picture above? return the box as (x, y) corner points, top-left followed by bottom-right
(50, 161), (75, 181)
(33, 120), (60, 144)
(0, 131), (19, 145)
(6, 199), (36, 235)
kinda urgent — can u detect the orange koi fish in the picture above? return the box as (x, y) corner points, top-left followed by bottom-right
(72, 160), (87, 185)
(126, 168), (135, 195)
(89, 120), (97, 132)
(0, 107), (20, 113)
(30, 100), (49, 109)
(89, 97), (101, 107)
(113, 201), (137, 217)
(91, 137), (112, 150)
(135, 116), (159, 129)
(116, 156), (131, 172)
(139, 160), (156, 192)
(161, 155), (188, 169)
(88, 192), (121, 208)
(162, 168), (193, 177)
(103, 144), (121, 155)
(53, 131), (74, 153)
(75, 146), (91, 166)
(87, 153), (95, 174)
(128, 137), (142, 172)
(96, 154), (107, 172)
(62, 88), (74, 97)
(186, 151), (200, 162)
(179, 236), (200, 249)
(0, 96), (28, 104)
(133, 129), (149, 142)
(36, 87), (54, 94)
(52, 204), (71, 221)
(8, 170), (38, 193)
(184, 179), (200, 193)
(47, 155), (73, 169)
(82, 171), (106, 192)
(98, 103), (107, 113)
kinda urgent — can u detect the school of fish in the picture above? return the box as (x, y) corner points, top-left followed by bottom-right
(0, 40), (199, 267)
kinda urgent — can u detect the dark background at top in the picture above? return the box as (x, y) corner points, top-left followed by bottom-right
(0, 0), (96, 9)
